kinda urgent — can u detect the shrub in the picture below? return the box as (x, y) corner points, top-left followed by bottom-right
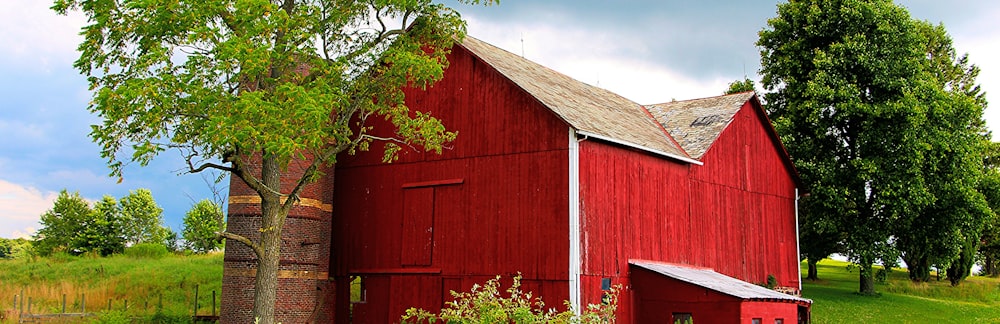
(402, 274), (617, 323)
(125, 243), (169, 259)
(92, 310), (130, 324)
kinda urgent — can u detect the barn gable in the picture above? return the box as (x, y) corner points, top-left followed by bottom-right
(645, 92), (755, 159)
(646, 92), (802, 187)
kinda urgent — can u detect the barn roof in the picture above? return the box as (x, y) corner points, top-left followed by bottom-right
(644, 92), (755, 159)
(459, 36), (694, 163)
(630, 260), (811, 304)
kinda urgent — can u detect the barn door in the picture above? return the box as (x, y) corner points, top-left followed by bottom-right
(401, 187), (435, 266)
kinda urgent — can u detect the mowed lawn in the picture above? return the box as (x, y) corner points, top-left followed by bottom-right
(802, 259), (1000, 323)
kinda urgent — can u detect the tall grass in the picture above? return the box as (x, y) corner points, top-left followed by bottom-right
(0, 252), (223, 323)
(803, 259), (1000, 323)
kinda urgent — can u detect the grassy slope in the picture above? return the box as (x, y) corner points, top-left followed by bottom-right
(0, 253), (223, 322)
(803, 259), (1000, 323)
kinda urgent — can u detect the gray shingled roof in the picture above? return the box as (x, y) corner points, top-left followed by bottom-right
(460, 36), (691, 160)
(631, 260), (811, 304)
(645, 92), (756, 159)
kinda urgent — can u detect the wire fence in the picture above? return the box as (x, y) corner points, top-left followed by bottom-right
(3, 285), (219, 323)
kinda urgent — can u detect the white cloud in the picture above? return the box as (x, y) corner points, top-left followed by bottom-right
(465, 18), (727, 105)
(0, 0), (87, 72)
(0, 179), (58, 238)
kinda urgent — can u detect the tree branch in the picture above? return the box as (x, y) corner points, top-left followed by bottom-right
(217, 231), (262, 259)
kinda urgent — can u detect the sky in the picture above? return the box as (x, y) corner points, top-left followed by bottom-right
(2, 1), (999, 239)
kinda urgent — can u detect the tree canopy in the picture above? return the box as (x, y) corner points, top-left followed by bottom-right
(183, 199), (226, 253)
(34, 190), (94, 256)
(53, 0), (495, 322)
(759, 0), (990, 293)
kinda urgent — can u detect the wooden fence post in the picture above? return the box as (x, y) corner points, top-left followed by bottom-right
(27, 297), (31, 314)
(193, 284), (199, 317)
(107, 299), (111, 311)
(82, 293), (86, 313)
(62, 293), (66, 313)
(212, 290), (216, 317)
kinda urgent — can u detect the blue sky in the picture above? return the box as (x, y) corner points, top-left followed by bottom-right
(2, 0), (999, 238)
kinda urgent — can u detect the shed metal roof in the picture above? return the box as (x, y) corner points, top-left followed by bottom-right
(630, 260), (812, 304)
(644, 92), (755, 159)
(459, 36), (692, 161)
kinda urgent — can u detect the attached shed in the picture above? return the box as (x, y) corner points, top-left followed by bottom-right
(630, 260), (811, 324)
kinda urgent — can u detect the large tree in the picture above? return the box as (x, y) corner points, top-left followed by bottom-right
(52, 0), (493, 322)
(759, 0), (936, 295)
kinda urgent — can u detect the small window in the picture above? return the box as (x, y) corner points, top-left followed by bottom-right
(752, 318), (762, 324)
(672, 313), (693, 324)
(775, 319), (784, 324)
(350, 276), (366, 303)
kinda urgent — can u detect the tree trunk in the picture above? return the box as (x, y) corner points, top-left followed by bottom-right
(806, 258), (819, 281)
(986, 255), (998, 277)
(251, 154), (286, 324)
(858, 262), (876, 295)
(904, 254), (931, 282)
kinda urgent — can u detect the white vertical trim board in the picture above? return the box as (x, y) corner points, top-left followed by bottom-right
(568, 128), (582, 315)
(795, 188), (802, 292)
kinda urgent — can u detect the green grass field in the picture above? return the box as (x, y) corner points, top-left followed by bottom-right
(3, 254), (999, 323)
(802, 259), (1000, 323)
(0, 252), (223, 323)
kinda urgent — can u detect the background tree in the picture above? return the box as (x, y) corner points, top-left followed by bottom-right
(52, 0), (495, 322)
(33, 190), (93, 256)
(725, 77), (756, 95)
(79, 195), (127, 256)
(119, 189), (167, 246)
(759, 0), (935, 295)
(894, 21), (991, 283)
(183, 199), (225, 253)
(979, 165), (1000, 277)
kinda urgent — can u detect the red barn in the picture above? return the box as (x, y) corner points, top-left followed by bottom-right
(222, 36), (811, 324)
(328, 36), (809, 323)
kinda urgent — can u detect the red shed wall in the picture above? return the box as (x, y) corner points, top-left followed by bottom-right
(740, 301), (798, 324)
(630, 267), (741, 324)
(331, 45), (571, 322)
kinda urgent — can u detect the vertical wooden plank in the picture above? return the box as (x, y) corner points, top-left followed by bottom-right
(401, 188), (435, 266)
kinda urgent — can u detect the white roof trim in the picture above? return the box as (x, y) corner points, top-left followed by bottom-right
(577, 130), (704, 166)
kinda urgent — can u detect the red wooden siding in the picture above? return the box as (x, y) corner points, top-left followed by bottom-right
(401, 187), (435, 266)
(331, 44), (572, 322)
(689, 102), (799, 288)
(577, 100), (802, 317)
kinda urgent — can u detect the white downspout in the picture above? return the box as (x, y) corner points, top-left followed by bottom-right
(569, 128), (582, 315)
(795, 188), (802, 292)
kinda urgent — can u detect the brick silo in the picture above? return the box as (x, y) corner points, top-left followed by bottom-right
(220, 153), (335, 323)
